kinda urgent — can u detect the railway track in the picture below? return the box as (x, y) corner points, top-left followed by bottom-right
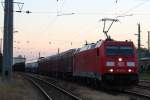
(123, 80), (150, 99)
(39, 75), (150, 100)
(23, 73), (82, 100)
(138, 80), (150, 90)
(21, 72), (150, 100)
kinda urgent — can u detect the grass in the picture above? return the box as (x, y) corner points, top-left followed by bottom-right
(139, 73), (150, 80)
(0, 73), (45, 100)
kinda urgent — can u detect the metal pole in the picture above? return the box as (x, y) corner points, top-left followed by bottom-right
(38, 52), (41, 58)
(2, 0), (13, 80)
(0, 38), (2, 53)
(137, 23), (141, 62)
(148, 31), (150, 52)
(138, 23), (141, 50)
(58, 48), (60, 54)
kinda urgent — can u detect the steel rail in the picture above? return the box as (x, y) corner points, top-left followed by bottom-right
(138, 80), (150, 90)
(24, 76), (53, 100)
(140, 80), (150, 83)
(26, 74), (82, 100)
(124, 90), (150, 99)
(137, 84), (150, 90)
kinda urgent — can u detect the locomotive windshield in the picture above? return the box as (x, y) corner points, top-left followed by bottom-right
(106, 45), (134, 56)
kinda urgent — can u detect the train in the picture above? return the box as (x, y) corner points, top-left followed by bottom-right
(25, 59), (38, 73)
(24, 39), (139, 88)
(13, 56), (26, 71)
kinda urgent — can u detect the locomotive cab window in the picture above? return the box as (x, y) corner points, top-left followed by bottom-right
(119, 46), (134, 56)
(106, 45), (134, 56)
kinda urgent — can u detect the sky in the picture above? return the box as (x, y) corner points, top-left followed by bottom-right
(0, 0), (150, 60)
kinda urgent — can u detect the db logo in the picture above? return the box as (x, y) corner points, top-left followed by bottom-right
(116, 69), (126, 72)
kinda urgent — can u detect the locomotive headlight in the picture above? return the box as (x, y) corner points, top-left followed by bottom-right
(127, 62), (135, 67)
(128, 69), (132, 72)
(109, 69), (114, 72)
(118, 58), (122, 62)
(106, 61), (115, 67)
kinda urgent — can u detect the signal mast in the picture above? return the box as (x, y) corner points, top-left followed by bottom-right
(100, 18), (119, 39)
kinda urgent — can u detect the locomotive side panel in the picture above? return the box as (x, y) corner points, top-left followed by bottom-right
(73, 48), (101, 79)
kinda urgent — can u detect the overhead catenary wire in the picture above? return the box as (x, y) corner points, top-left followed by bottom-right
(123, 0), (150, 14)
(17, 11), (150, 16)
(39, 15), (59, 35)
(3, 0), (150, 60)
(66, 21), (100, 46)
(36, 0), (66, 36)
(56, 0), (66, 16)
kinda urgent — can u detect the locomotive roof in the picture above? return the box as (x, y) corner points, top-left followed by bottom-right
(77, 40), (103, 52)
(77, 39), (133, 53)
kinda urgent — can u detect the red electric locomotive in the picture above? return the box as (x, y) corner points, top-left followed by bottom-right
(73, 39), (139, 86)
(37, 39), (139, 88)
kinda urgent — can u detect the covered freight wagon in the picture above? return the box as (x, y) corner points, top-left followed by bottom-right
(38, 49), (76, 77)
